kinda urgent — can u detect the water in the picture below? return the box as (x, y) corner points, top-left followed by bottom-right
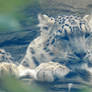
(0, 0), (92, 92)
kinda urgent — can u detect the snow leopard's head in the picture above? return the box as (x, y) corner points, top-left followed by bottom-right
(38, 14), (92, 68)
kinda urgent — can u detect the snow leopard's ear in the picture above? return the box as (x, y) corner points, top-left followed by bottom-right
(83, 15), (92, 29)
(37, 14), (55, 27)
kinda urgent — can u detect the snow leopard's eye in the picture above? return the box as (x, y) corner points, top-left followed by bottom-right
(74, 52), (86, 58)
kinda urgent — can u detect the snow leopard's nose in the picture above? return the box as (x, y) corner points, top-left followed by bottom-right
(74, 52), (86, 59)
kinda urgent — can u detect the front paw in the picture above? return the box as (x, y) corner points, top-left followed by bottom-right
(35, 62), (70, 82)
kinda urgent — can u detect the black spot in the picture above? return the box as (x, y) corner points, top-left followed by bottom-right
(43, 27), (48, 30)
(30, 48), (35, 54)
(22, 61), (30, 67)
(49, 52), (54, 56)
(32, 57), (40, 66)
(51, 39), (55, 44)
(43, 47), (50, 52)
(57, 29), (62, 33)
(85, 33), (90, 38)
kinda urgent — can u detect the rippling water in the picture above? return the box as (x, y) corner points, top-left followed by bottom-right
(0, 0), (92, 92)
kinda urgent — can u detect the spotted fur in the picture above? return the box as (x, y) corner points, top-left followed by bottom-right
(21, 14), (92, 70)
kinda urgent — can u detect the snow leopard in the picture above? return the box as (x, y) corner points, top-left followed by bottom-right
(21, 14), (92, 71)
